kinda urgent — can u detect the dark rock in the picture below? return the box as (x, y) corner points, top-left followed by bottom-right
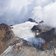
(37, 28), (55, 42)
(28, 18), (36, 22)
(31, 25), (41, 35)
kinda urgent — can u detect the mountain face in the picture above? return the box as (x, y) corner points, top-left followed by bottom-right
(0, 21), (56, 56)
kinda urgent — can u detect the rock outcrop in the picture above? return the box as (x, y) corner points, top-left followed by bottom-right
(0, 23), (15, 54)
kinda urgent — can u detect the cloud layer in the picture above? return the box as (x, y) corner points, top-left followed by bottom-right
(32, 0), (56, 27)
(0, 0), (56, 26)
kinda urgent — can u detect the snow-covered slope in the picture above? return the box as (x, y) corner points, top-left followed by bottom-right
(12, 21), (45, 48)
(12, 21), (37, 39)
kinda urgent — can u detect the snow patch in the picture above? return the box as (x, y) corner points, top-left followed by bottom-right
(12, 21), (37, 38)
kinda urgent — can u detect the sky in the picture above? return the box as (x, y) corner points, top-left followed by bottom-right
(0, 0), (56, 26)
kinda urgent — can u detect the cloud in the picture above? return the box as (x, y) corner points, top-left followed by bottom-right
(0, 0), (33, 25)
(44, 2), (56, 27)
(0, 0), (56, 25)
(32, 2), (56, 27)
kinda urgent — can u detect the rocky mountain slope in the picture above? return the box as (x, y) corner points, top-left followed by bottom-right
(0, 21), (56, 56)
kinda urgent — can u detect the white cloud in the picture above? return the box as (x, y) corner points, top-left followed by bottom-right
(32, 2), (56, 27)
(44, 2), (56, 27)
(0, 0), (33, 24)
(32, 6), (44, 22)
(0, 0), (56, 25)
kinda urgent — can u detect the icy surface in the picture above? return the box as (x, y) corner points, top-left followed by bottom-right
(12, 21), (37, 38)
